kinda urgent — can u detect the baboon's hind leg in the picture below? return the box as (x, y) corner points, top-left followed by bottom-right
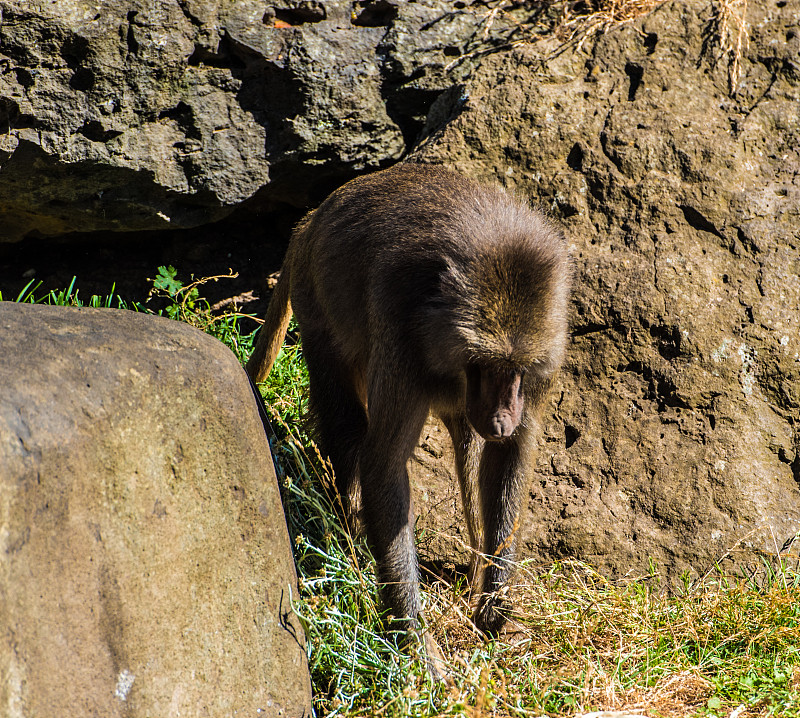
(301, 326), (367, 529)
(358, 365), (430, 628)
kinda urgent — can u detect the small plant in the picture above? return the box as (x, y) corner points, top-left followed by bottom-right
(146, 265), (258, 364)
(150, 265), (201, 319)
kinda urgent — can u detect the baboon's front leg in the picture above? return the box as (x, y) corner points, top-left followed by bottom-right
(473, 429), (533, 635)
(440, 412), (484, 582)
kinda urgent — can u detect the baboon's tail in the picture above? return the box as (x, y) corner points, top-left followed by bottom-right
(246, 264), (292, 384)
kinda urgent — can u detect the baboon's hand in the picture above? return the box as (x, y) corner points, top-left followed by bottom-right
(474, 591), (510, 636)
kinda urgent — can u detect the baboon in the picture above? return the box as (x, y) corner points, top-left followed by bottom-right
(248, 163), (571, 669)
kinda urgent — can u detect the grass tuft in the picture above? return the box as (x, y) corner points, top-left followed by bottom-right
(3, 275), (132, 308)
(556, 0), (665, 46)
(442, 0), (664, 72)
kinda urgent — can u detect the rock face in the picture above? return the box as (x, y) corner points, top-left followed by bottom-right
(410, 0), (800, 579)
(0, 303), (311, 716)
(2, 0), (799, 585)
(0, 0), (522, 240)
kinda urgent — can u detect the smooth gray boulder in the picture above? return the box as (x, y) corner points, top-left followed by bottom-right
(0, 302), (311, 717)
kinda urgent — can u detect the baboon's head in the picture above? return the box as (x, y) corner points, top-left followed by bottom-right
(443, 234), (571, 441)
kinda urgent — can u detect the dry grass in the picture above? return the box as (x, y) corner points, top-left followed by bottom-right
(444, 0), (664, 71)
(705, 0), (749, 92)
(415, 555), (800, 717)
(555, 0), (751, 94)
(556, 0), (665, 46)
(445, 0), (750, 95)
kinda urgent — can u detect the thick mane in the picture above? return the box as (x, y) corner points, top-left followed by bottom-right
(436, 188), (571, 369)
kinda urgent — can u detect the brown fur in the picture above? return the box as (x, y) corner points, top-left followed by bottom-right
(247, 163), (571, 671)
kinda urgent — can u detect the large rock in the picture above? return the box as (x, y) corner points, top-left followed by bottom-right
(0, 303), (311, 716)
(0, 0), (523, 240)
(410, 0), (800, 579)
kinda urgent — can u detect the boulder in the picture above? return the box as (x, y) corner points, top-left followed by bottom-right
(0, 0), (520, 240)
(410, 0), (800, 579)
(0, 303), (311, 716)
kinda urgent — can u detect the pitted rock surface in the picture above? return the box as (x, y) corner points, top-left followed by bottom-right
(409, 0), (800, 580)
(0, 0), (522, 239)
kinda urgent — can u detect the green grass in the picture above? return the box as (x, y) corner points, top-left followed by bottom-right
(2, 267), (257, 364)
(7, 271), (800, 717)
(3, 274), (134, 308)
